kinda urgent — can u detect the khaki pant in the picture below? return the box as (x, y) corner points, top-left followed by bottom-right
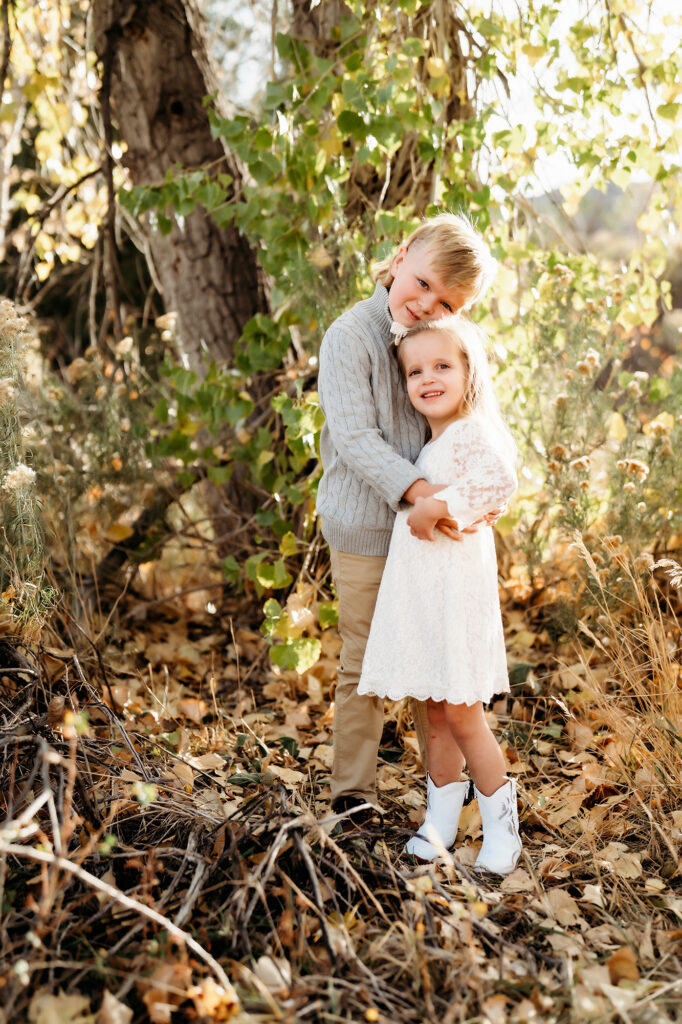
(329, 547), (429, 806)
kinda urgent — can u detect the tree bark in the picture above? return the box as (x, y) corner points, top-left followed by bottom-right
(91, 0), (269, 371)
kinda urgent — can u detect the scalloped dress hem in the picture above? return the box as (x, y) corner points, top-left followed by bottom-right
(357, 682), (509, 707)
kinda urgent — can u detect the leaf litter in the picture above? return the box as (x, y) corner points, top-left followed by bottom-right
(0, 550), (680, 1023)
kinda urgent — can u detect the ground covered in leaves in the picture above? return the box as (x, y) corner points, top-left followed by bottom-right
(0, 548), (681, 1024)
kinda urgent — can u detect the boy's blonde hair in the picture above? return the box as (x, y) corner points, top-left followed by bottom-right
(372, 212), (497, 309)
(397, 317), (516, 460)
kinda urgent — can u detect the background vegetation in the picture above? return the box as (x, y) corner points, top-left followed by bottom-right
(0, 1), (680, 1021)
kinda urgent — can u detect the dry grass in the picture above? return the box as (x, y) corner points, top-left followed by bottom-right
(0, 557), (680, 1023)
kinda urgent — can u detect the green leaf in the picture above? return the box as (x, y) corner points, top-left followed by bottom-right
(256, 558), (293, 590)
(657, 102), (681, 120)
(222, 556), (241, 586)
(278, 735), (300, 758)
(318, 601), (338, 629)
(270, 637), (321, 673)
(337, 109), (367, 138)
(509, 662), (534, 688)
(228, 772), (261, 786)
(279, 531), (298, 557)
(207, 464), (233, 485)
(402, 37), (425, 57)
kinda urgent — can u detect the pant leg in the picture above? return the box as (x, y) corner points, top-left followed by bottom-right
(329, 548), (386, 806)
(409, 697), (429, 772)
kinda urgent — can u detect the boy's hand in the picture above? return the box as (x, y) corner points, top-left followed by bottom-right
(407, 495), (451, 541)
(435, 519), (464, 541)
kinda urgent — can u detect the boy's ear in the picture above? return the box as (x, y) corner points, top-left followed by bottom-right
(390, 244), (407, 274)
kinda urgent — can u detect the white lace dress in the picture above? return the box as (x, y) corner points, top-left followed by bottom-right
(357, 416), (517, 706)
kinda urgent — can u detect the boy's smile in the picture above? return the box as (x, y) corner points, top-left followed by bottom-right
(388, 244), (471, 327)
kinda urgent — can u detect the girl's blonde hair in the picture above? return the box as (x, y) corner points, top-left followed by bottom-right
(372, 212), (497, 308)
(397, 317), (516, 461)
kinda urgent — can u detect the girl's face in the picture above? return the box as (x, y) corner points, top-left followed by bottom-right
(388, 243), (471, 327)
(402, 330), (468, 439)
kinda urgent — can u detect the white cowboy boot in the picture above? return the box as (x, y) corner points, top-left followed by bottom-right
(474, 778), (522, 875)
(405, 775), (470, 861)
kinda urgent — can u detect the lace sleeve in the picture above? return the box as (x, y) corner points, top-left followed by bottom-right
(434, 420), (517, 529)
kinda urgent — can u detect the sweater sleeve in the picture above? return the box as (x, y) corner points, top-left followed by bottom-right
(318, 324), (423, 511)
(433, 421), (517, 530)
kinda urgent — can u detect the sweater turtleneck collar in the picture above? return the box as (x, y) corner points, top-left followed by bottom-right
(366, 282), (393, 339)
(366, 281), (410, 346)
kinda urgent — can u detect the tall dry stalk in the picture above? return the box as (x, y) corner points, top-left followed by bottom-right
(0, 300), (51, 630)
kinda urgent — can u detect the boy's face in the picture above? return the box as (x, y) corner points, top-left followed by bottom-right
(388, 243), (472, 327)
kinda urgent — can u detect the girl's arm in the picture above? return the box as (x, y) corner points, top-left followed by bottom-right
(408, 421), (517, 540)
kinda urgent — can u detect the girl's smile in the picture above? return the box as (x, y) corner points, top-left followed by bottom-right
(402, 331), (468, 439)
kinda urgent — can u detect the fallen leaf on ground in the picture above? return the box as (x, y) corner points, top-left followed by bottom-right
(606, 946), (640, 984)
(268, 764), (305, 784)
(178, 697), (209, 723)
(253, 955), (291, 994)
(482, 993), (508, 1024)
(139, 962), (192, 1024)
(598, 842), (642, 879)
(544, 888), (585, 928)
(500, 869), (534, 893)
(28, 991), (95, 1024)
(189, 752), (226, 771)
(99, 990), (133, 1024)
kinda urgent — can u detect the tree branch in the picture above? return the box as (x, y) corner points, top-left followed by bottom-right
(0, 0), (13, 99)
(99, 29), (123, 342)
(0, 837), (238, 998)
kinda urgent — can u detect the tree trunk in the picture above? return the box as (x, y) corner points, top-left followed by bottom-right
(91, 0), (269, 371)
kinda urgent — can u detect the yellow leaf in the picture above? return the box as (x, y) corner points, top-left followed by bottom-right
(426, 56), (447, 77)
(510, 629), (538, 649)
(522, 42), (547, 65)
(321, 135), (343, 156)
(607, 411), (628, 442)
(65, 204), (87, 234)
(643, 411), (674, 437)
(105, 523), (135, 542)
(35, 128), (60, 163)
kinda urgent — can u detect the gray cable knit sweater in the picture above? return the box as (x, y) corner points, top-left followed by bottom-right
(317, 283), (427, 556)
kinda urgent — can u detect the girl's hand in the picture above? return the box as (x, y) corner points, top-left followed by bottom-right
(407, 495), (451, 541)
(460, 506), (506, 533)
(482, 505), (506, 526)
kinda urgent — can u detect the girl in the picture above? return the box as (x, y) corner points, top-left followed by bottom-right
(317, 214), (498, 824)
(357, 318), (521, 874)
